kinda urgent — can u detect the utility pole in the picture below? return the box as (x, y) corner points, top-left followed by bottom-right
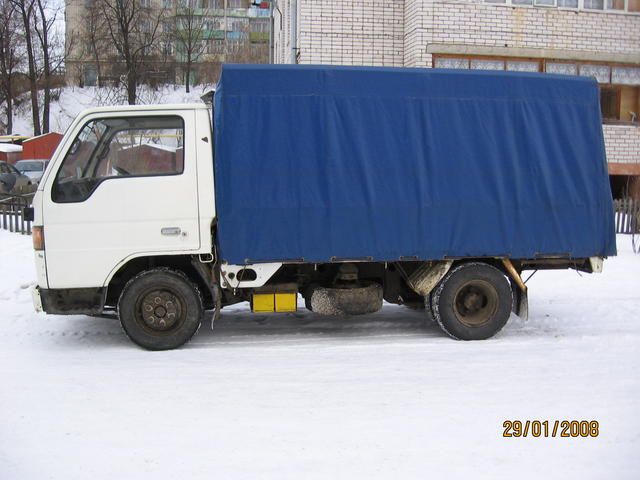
(290, 0), (296, 64)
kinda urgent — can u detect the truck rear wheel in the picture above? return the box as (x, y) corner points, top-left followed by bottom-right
(118, 268), (203, 350)
(432, 263), (512, 340)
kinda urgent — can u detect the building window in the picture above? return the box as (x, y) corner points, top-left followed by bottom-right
(612, 66), (640, 85)
(470, 59), (504, 70)
(434, 57), (469, 69)
(83, 65), (98, 87)
(579, 64), (611, 83)
(139, 0), (150, 7)
(230, 19), (248, 31)
(600, 86), (620, 120)
(251, 20), (269, 32)
(433, 55), (640, 123)
(484, 0), (639, 12)
(207, 39), (224, 54)
(583, 0), (604, 8)
(507, 60), (540, 72)
(606, 0), (625, 9)
(545, 62), (578, 75)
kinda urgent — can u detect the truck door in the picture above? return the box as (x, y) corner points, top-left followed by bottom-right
(41, 111), (200, 289)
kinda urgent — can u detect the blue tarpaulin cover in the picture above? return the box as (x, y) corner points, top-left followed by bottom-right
(214, 64), (616, 264)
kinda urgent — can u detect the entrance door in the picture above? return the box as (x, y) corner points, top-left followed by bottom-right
(42, 111), (200, 289)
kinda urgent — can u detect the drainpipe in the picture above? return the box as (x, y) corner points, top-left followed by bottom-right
(290, 0), (297, 64)
(270, 1), (282, 64)
(268, 2), (273, 64)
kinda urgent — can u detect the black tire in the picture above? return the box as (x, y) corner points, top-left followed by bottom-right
(423, 292), (437, 323)
(118, 268), (203, 350)
(433, 263), (512, 340)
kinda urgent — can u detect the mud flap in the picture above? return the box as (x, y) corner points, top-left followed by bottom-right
(512, 283), (529, 321)
(502, 259), (528, 321)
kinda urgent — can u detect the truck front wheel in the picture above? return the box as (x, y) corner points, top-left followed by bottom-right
(118, 268), (203, 350)
(432, 263), (512, 340)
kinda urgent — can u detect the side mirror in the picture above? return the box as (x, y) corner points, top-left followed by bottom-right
(23, 207), (34, 222)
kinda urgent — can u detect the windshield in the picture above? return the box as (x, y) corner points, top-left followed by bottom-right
(16, 161), (45, 172)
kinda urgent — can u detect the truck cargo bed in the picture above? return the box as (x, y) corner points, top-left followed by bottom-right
(213, 65), (616, 264)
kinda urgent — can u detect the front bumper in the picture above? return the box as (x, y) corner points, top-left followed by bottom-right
(33, 287), (106, 315)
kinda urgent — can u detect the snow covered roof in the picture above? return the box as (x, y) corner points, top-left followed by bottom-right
(0, 143), (23, 153)
(23, 132), (63, 143)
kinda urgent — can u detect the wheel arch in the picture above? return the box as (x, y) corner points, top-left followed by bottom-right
(104, 254), (214, 310)
(446, 257), (528, 319)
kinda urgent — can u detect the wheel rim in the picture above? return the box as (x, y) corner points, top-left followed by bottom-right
(453, 279), (499, 328)
(135, 289), (184, 334)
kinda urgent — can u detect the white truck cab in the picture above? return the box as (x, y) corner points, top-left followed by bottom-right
(32, 105), (217, 325)
(36, 104), (216, 287)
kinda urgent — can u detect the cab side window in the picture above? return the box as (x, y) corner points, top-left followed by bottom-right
(52, 116), (184, 203)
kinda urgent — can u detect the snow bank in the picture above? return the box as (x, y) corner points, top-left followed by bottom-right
(0, 229), (638, 479)
(10, 85), (206, 136)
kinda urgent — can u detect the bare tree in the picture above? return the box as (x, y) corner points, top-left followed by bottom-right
(32, 0), (58, 133)
(171, 0), (209, 93)
(0, 0), (22, 134)
(10, 0), (40, 135)
(97, 0), (166, 104)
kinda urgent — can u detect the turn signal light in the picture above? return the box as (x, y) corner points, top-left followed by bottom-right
(32, 226), (45, 251)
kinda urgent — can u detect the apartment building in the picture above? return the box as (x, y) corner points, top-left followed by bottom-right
(274, 0), (640, 199)
(65, 0), (270, 88)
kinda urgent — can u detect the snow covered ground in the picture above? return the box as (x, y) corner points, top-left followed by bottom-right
(1, 229), (639, 479)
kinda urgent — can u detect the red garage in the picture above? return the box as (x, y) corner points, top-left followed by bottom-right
(22, 132), (63, 161)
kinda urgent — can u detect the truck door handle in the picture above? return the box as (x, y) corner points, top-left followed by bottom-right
(161, 227), (182, 236)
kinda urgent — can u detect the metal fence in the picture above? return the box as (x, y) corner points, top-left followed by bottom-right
(0, 193), (35, 235)
(614, 198), (640, 234)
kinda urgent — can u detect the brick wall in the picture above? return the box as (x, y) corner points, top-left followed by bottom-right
(283, 0), (640, 67)
(404, 0), (432, 67)
(417, 0), (640, 67)
(604, 125), (640, 165)
(274, 0), (640, 167)
(275, 0), (404, 66)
